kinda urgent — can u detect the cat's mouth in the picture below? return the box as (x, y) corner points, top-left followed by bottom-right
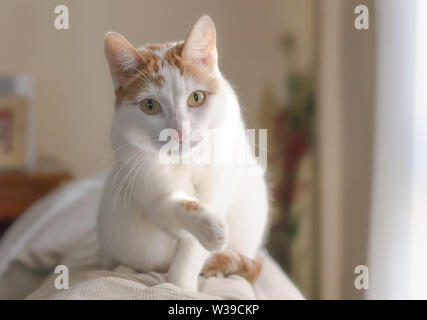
(155, 137), (202, 150)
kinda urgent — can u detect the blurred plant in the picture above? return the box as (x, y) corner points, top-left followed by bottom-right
(257, 33), (315, 271)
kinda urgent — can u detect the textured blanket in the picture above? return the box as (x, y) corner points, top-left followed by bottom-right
(0, 173), (303, 300)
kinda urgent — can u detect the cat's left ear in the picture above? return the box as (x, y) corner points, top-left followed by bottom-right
(104, 32), (145, 88)
(182, 15), (218, 71)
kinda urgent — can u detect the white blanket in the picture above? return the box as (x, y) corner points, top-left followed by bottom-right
(0, 173), (303, 300)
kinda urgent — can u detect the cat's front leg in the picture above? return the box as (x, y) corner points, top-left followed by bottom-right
(147, 191), (228, 252)
(167, 237), (209, 291)
(145, 192), (228, 291)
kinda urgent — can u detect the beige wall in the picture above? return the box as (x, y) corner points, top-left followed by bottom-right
(341, 0), (375, 300)
(317, 0), (375, 299)
(274, 0), (315, 74)
(0, 0), (282, 178)
(2, 0), (376, 300)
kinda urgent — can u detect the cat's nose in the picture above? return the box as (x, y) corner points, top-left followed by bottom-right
(172, 130), (186, 144)
(169, 119), (190, 144)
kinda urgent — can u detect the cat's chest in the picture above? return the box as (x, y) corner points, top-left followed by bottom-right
(167, 164), (215, 195)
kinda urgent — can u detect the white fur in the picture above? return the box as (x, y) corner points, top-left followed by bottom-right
(98, 17), (269, 291)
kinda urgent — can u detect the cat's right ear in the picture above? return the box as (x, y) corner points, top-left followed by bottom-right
(182, 16), (218, 72)
(104, 32), (144, 88)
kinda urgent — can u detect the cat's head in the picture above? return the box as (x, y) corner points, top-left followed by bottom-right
(105, 15), (229, 154)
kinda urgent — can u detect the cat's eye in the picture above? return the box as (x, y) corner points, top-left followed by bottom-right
(139, 98), (162, 115)
(187, 90), (206, 108)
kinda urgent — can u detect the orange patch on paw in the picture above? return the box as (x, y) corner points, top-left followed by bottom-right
(202, 251), (263, 283)
(181, 200), (199, 211)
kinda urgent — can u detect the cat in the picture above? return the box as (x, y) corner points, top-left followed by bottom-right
(97, 15), (269, 291)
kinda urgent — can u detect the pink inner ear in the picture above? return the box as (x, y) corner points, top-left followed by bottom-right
(183, 16), (217, 69)
(183, 44), (217, 70)
(105, 32), (145, 86)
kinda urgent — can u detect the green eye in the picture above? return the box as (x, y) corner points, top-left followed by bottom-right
(187, 90), (206, 108)
(139, 98), (162, 115)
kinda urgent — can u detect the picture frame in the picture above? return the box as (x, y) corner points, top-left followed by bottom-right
(0, 75), (35, 171)
(0, 95), (27, 170)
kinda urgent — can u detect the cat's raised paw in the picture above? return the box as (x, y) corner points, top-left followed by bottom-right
(194, 215), (228, 252)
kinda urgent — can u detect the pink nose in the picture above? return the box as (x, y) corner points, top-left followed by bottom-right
(177, 131), (183, 143)
(172, 131), (185, 144)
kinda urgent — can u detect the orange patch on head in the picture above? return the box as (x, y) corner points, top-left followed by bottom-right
(114, 40), (219, 108)
(114, 50), (163, 107)
(181, 200), (199, 211)
(139, 50), (161, 73)
(145, 42), (175, 51)
(164, 42), (219, 93)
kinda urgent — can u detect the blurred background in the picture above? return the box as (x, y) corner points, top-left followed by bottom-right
(0, 0), (426, 299)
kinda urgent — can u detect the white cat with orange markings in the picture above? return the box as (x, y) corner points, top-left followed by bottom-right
(97, 15), (269, 291)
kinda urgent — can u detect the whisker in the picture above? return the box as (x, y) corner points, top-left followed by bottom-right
(112, 149), (142, 211)
(95, 143), (135, 170)
(123, 151), (147, 207)
(128, 153), (152, 205)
